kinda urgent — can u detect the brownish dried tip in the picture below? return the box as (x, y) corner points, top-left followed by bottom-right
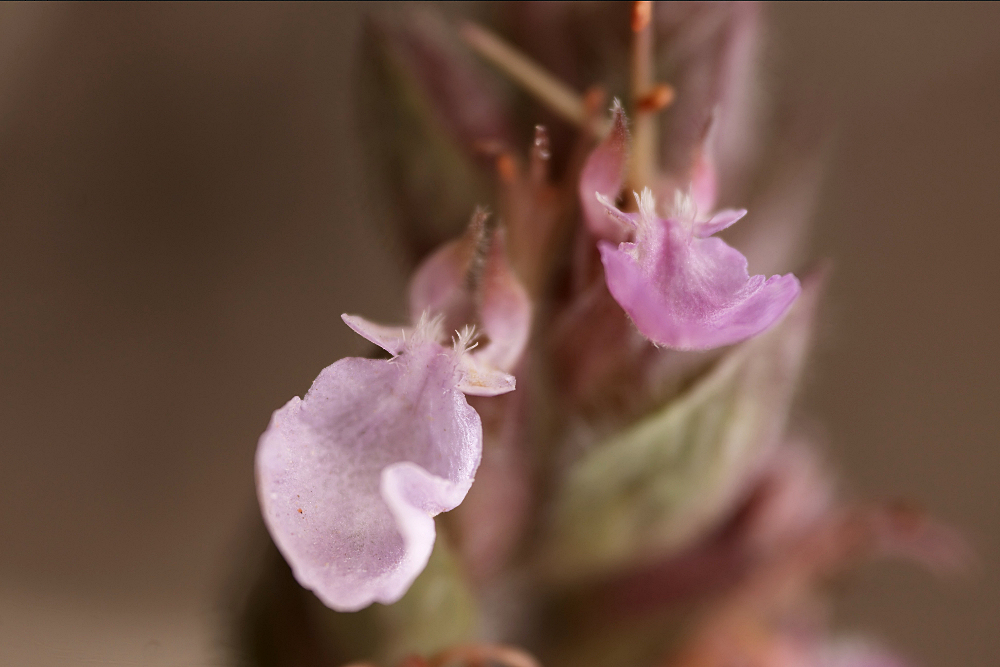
(584, 86), (608, 115)
(632, 1), (653, 32)
(638, 83), (676, 114)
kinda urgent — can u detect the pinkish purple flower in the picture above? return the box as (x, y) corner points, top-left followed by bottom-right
(256, 314), (514, 611)
(597, 187), (800, 350)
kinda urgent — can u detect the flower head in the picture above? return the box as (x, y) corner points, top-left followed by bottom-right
(245, 5), (960, 666)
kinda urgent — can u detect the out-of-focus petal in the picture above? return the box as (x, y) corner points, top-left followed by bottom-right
(476, 227), (531, 372)
(256, 328), (488, 611)
(408, 212), (531, 373)
(579, 102), (630, 242)
(709, 2), (765, 194)
(656, 2), (762, 194)
(694, 207), (747, 238)
(599, 189), (799, 350)
(722, 144), (825, 277)
(385, 11), (514, 157)
(690, 121), (719, 213)
(408, 235), (475, 333)
(458, 353), (516, 397)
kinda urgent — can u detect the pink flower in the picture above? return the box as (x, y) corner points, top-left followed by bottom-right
(255, 210), (527, 612)
(255, 314), (514, 612)
(597, 187), (800, 350)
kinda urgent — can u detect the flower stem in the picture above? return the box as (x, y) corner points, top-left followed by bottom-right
(629, 1), (657, 191)
(461, 21), (588, 129)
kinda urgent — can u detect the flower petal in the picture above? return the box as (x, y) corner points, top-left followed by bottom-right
(255, 339), (482, 611)
(458, 353), (516, 397)
(689, 122), (719, 213)
(379, 461), (473, 600)
(408, 229), (475, 329)
(409, 211), (531, 373)
(579, 101), (630, 242)
(694, 207), (747, 238)
(599, 190), (799, 350)
(342, 313), (410, 356)
(474, 227), (531, 372)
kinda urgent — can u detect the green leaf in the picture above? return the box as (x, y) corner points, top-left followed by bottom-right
(542, 275), (821, 582)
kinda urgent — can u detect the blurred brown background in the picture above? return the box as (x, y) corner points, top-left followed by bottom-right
(0, 3), (997, 666)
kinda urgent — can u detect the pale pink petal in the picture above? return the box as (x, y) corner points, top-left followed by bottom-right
(407, 236), (472, 330)
(690, 123), (719, 213)
(458, 353), (516, 397)
(694, 208), (747, 238)
(599, 190), (799, 350)
(579, 101), (630, 242)
(409, 213), (531, 373)
(341, 314), (409, 356)
(256, 335), (483, 611)
(379, 461), (473, 591)
(475, 227), (531, 372)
